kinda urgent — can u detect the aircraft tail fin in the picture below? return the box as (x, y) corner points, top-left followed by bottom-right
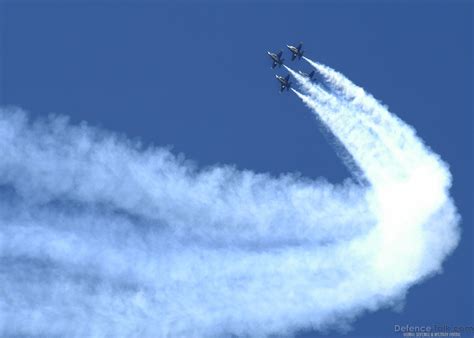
(309, 70), (315, 79)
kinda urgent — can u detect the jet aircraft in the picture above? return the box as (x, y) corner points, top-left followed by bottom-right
(267, 51), (284, 68)
(276, 74), (292, 92)
(287, 42), (304, 60)
(298, 70), (315, 80)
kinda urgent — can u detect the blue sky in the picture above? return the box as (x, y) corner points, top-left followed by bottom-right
(0, 1), (472, 337)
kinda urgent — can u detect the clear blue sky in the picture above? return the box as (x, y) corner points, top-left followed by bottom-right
(0, 1), (472, 336)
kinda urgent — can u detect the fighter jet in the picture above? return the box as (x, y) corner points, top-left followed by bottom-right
(298, 70), (315, 80)
(276, 74), (292, 92)
(287, 42), (304, 61)
(267, 50), (284, 68)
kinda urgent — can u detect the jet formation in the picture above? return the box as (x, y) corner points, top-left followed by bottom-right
(267, 42), (314, 93)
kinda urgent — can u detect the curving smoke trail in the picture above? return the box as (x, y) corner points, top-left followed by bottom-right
(0, 59), (460, 337)
(285, 60), (459, 294)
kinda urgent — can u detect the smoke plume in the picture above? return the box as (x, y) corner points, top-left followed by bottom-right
(0, 59), (460, 337)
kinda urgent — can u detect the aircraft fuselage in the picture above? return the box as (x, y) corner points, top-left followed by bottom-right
(268, 53), (278, 62)
(287, 46), (298, 54)
(276, 75), (287, 85)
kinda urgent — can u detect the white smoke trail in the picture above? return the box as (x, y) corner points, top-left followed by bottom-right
(302, 56), (429, 170)
(0, 57), (460, 338)
(290, 58), (459, 301)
